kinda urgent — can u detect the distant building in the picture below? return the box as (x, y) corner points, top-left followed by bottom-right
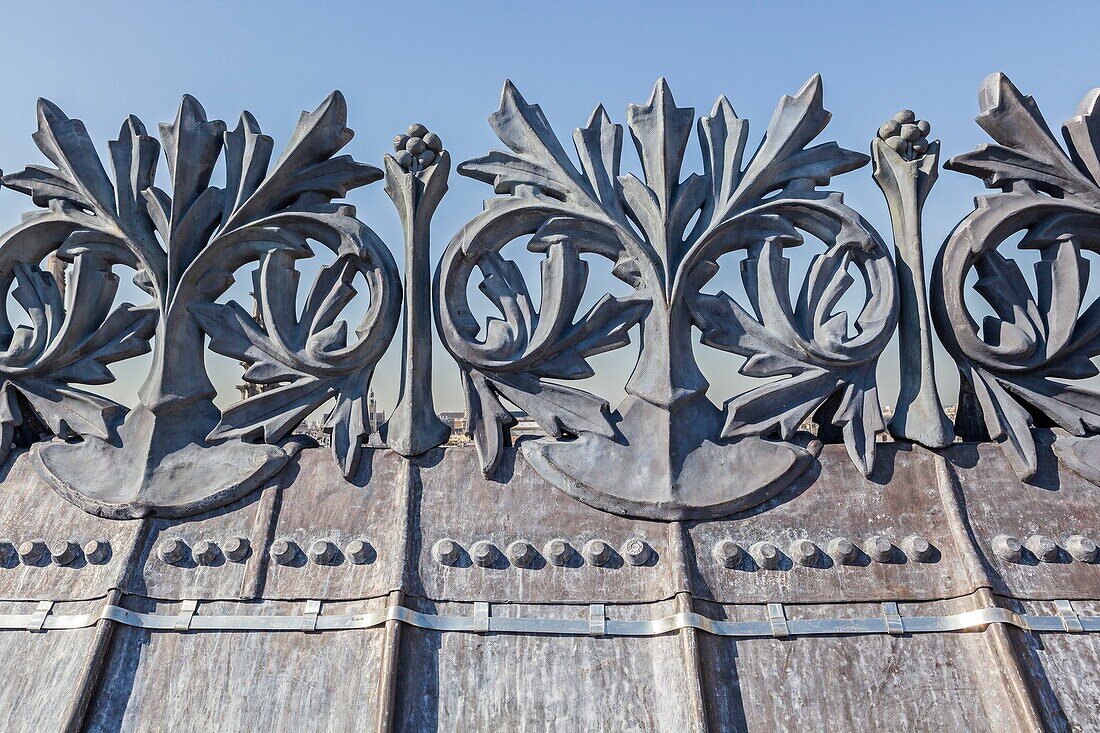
(439, 411), (467, 432)
(295, 391), (384, 447)
(45, 253), (67, 298)
(510, 411), (545, 437)
(305, 402), (962, 448)
(366, 390), (385, 434)
(237, 294), (268, 402)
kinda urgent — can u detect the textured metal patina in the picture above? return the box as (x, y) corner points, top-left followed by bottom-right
(0, 73), (1096, 731)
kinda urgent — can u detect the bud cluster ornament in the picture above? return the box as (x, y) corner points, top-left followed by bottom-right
(872, 108), (954, 448)
(393, 123), (444, 173)
(878, 110), (932, 159)
(379, 123), (452, 456)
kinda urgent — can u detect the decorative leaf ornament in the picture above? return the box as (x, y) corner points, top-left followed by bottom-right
(933, 73), (1100, 484)
(0, 249), (155, 468)
(3, 92), (399, 517)
(437, 77), (896, 519)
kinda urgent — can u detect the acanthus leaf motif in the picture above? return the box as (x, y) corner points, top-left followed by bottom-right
(440, 77), (893, 515)
(934, 73), (1100, 483)
(1, 91), (397, 516)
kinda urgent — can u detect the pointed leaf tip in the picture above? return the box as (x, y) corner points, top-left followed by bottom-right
(1075, 87), (1100, 117)
(796, 73), (824, 101)
(175, 94), (213, 127)
(35, 98), (72, 132)
(237, 109), (261, 132)
(710, 95), (736, 117)
(585, 103), (612, 127)
(501, 79), (524, 104)
(37, 97), (65, 116)
(650, 77), (676, 104)
(315, 90), (348, 120)
(121, 114), (147, 136)
(978, 72), (1016, 113)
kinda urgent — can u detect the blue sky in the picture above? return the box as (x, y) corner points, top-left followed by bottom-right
(0, 1), (1097, 414)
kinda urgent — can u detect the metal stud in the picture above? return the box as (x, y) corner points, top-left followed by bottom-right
(545, 538), (572, 566)
(18, 541), (44, 565)
(713, 540), (743, 568)
(224, 537), (250, 562)
(583, 539), (613, 566)
(433, 538), (461, 566)
(346, 539), (372, 565)
(309, 540), (338, 565)
(83, 540), (110, 564)
(992, 534), (1023, 563)
(1025, 535), (1059, 563)
(828, 537), (859, 565)
(902, 534), (935, 562)
(49, 541), (77, 566)
(1064, 535), (1097, 563)
(751, 541), (781, 569)
(270, 539), (297, 565)
(507, 540), (536, 568)
(192, 540), (218, 565)
(622, 538), (651, 566)
(866, 535), (895, 563)
(789, 539), (818, 566)
(472, 541), (497, 568)
(157, 538), (187, 565)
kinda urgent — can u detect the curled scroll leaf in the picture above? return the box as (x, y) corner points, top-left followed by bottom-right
(934, 73), (1100, 480)
(441, 76), (894, 490)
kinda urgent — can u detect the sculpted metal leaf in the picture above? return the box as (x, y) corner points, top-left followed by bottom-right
(3, 92), (396, 517)
(194, 242), (399, 478)
(438, 77), (896, 519)
(933, 73), (1100, 483)
(0, 254), (155, 467)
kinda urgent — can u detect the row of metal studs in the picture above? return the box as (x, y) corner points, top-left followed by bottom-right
(712, 535), (938, 569)
(158, 537), (375, 566)
(992, 534), (1098, 564)
(0, 539), (111, 566)
(433, 538), (653, 567)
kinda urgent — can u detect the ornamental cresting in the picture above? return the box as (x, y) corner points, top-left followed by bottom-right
(0, 72), (1097, 523)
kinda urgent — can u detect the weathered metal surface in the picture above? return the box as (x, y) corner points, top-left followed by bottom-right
(393, 598), (706, 732)
(0, 599), (105, 731)
(689, 443), (971, 604)
(0, 452), (143, 601)
(1022, 599), (1100, 728)
(0, 445), (1094, 730)
(412, 446), (679, 604)
(83, 597), (388, 733)
(260, 448), (409, 601)
(947, 439), (1100, 601)
(127, 486), (266, 601)
(698, 602), (1028, 731)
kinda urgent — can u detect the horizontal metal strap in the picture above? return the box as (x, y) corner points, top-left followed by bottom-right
(0, 600), (1094, 638)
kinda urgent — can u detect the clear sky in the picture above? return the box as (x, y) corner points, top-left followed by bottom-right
(0, 1), (1097, 415)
